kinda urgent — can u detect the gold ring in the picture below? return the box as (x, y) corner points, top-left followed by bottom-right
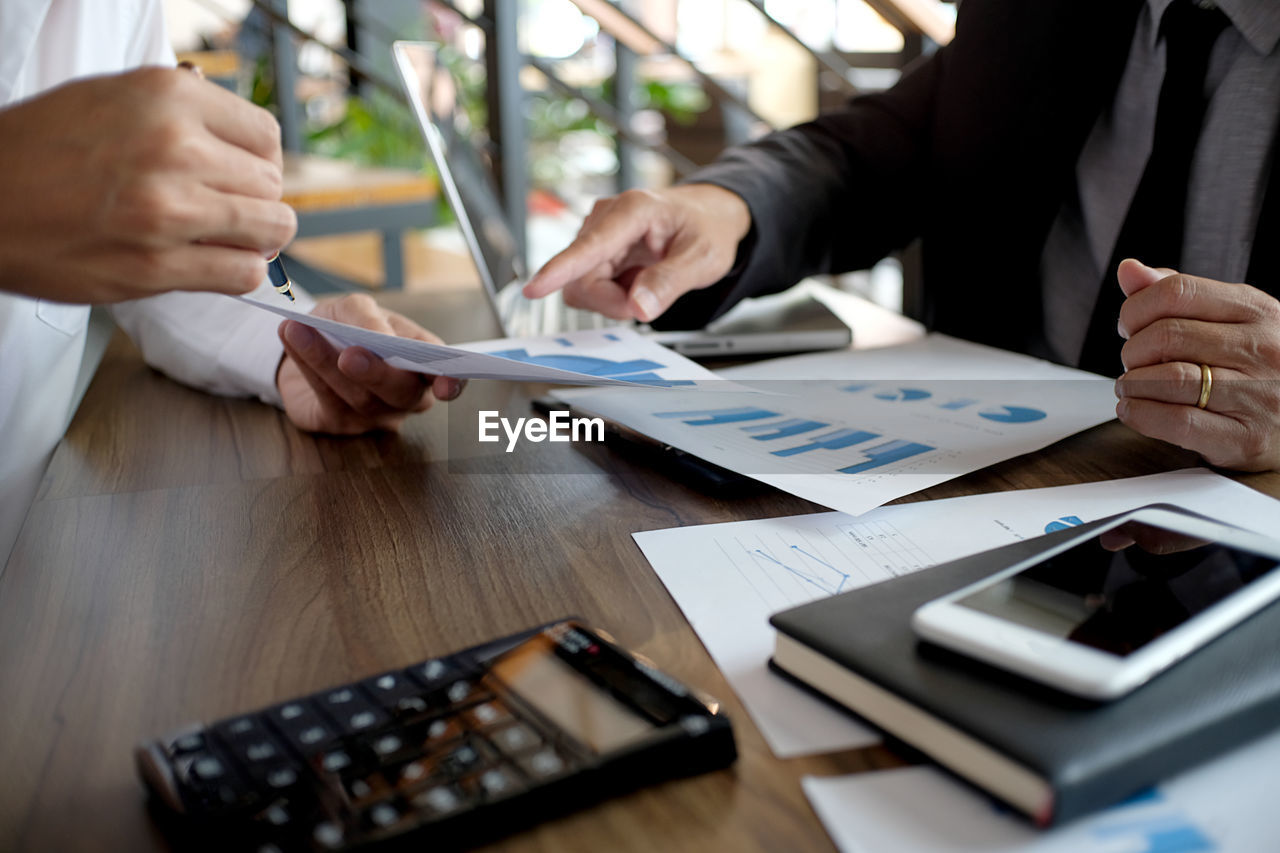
(1196, 363), (1213, 409)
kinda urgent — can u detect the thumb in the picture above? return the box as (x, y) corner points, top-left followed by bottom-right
(627, 235), (720, 322)
(1117, 258), (1177, 297)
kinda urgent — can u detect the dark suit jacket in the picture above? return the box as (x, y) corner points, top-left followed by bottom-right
(657, 0), (1280, 359)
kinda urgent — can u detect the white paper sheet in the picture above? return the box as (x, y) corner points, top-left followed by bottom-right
(238, 296), (720, 387)
(565, 335), (1119, 517)
(803, 724), (1280, 852)
(632, 469), (1280, 757)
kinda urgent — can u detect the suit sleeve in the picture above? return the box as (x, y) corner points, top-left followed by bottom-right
(655, 46), (945, 330)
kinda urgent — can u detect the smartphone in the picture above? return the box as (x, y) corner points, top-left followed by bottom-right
(911, 507), (1280, 700)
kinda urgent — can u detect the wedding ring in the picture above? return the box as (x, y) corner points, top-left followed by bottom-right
(1196, 363), (1213, 410)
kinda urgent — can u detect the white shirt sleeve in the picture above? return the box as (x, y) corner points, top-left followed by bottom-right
(109, 283), (317, 409)
(107, 0), (319, 410)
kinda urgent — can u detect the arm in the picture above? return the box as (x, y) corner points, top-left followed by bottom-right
(524, 47), (944, 329)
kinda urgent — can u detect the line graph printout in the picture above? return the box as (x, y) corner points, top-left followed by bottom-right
(633, 469), (1280, 758)
(804, 724), (1280, 853)
(562, 335), (1119, 517)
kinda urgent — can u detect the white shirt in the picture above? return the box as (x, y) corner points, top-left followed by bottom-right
(0, 0), (308, 565)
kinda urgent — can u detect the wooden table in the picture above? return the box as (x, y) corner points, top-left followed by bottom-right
(2, 289), (1277, 851)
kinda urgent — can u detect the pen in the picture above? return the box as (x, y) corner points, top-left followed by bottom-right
(177, 61), (294, 303)
(266, 251), (295, 302)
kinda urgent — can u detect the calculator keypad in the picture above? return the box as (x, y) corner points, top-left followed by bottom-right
(156, 661), (581, 850)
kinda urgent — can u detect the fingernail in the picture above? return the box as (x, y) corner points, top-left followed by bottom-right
(1117, 319), (1129, 340)
(444, 378), (467, 400)
(284, 322), (315, 351)
(1116, 397), (1130, 419)
(633, 288), (659, 321)
(344, 351), (371, 377)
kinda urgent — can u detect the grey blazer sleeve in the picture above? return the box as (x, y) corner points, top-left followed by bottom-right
(654, 47), (946, 330)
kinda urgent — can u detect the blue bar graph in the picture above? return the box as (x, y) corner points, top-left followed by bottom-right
(742, 419), (829, 441)
(771, 428), (879, 458)
(653, 406), (781, 426)
(837, 439), (933, 474)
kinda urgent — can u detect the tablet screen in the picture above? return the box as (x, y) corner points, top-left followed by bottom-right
(954, 522), (1280, 656)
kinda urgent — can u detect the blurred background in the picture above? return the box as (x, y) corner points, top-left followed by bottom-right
(165, 0), (957, 314)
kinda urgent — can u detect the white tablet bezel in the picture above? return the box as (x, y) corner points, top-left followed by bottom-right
(911, 507), (1280, 700)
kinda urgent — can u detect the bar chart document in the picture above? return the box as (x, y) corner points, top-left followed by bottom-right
(562, 335), (1119, 516)
(240, 296), (720, 387)
(632, 469), (1280, 757)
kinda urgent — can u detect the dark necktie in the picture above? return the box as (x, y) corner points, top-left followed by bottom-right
(1077, 0), (1230, 376)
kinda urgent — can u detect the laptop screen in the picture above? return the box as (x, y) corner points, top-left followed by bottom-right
(392, 41), (526, 296)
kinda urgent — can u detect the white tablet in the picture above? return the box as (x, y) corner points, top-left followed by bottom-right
(911, 507), (1280, 700)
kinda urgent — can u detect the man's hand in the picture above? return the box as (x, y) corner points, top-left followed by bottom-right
(276, 295), (464, 435)
(0, 67), (296, 303)
(523, 184), (751, 322)
(1113, 258), (1280, 471)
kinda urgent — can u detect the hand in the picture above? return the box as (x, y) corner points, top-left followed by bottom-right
(522, 185), (751, 322)
(1113, 258), (1280, 471)
(0, 67), (296, 304)
(276, 294), (465, 435)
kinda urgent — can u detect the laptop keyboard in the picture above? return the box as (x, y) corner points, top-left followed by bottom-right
(497, 286), (618, 337)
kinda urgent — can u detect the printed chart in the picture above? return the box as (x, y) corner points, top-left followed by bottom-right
(633, 470), (1280, 758)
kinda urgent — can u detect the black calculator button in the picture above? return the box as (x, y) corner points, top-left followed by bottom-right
(275, 714), (336, 755)
(218, 716), (263, 741)
(362, 800), (404, 831)
(343, 773), (387, 806)
(443, 679), (489, 708)
(263, 765), (300, 791)
(476, 765), (525, 800)
(464, 701), (514, 730)
(363, 672), (425, 710)
(392, 696), (430, 717)
(488, 723), (542, 756)
(439, 738), (494, 777)
(517, 748), (568, 780)
(409, 783), (468, 818)
(188, 754), (227, 782)
(311, 820), (345, 850)
(256, 800), (294, 828)
(240, 739), (282, 764)
(420, 716), (465, 748)
(170, 732), (206, 755)
(345, 708), (387, 733)
(320, 687), (359, 707)
(274, 702), (309, 724)
(409, 658), (463, 689)
(318, 749), (353, 774)
(394, 758), (432, 790)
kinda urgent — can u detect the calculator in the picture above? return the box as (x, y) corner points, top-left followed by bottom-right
(136, 620), (736, 851)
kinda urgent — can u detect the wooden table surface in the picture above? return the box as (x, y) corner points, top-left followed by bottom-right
(2, 289), (1277, 852)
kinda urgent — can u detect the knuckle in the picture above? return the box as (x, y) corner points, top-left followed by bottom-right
(615, 188), (657, 214)
(1165, 405), (1199, 447)
(131, 66), (184, 99)
(116, 180), (179, 236)
(147, 119), (193, 162)
(232, 256), (267, 292)
(1148, 317), (1182, 360)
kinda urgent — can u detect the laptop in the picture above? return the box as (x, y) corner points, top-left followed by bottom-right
(391, 40), (851, 356)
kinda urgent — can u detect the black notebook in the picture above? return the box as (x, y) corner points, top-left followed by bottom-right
(769, 514), (1280, 827)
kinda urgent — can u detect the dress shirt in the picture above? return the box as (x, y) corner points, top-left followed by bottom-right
(1040, 0), (1280, 365)
(0, 0), (308, 566)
